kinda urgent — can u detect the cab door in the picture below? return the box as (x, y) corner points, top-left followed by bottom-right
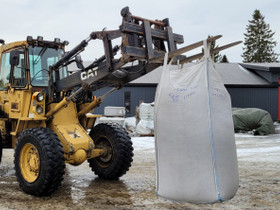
(0, 48), (29, 118)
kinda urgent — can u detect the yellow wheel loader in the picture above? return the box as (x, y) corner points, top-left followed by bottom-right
(0, 7), (240, 196)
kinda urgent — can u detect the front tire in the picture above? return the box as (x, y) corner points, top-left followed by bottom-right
(14, 127), (65, 196)
(88, 123), (134, 179)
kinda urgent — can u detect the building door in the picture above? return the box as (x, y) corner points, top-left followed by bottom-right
(124, 91), (131, 114)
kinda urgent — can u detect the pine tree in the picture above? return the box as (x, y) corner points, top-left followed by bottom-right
(220, 55), (229, 63)
(242, 9), (278, 63)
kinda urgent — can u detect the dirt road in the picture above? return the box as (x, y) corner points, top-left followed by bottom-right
(0, 134), (279, 209)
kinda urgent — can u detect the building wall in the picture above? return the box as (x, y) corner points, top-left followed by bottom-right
(92, 86), (156, 117)
(92, 86), (279, 121)
(227, 87), (278, 121)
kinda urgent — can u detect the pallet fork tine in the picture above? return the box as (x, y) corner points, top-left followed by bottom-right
(179, 41), (242, 64)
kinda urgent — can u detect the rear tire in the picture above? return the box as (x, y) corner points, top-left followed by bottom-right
(14, 127), (65, 196)
(88, 123), (133, 179)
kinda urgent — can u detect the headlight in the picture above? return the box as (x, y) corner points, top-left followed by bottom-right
(36, 92), (44, 102)
(36, 106), (44, 114)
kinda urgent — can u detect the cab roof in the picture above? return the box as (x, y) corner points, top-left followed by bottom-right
(0, 37), (68, 53)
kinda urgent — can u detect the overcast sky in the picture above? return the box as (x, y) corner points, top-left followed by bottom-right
(1, 0), (279, 63)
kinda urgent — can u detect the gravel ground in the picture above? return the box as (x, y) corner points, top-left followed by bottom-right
(0, 134), (280, 209)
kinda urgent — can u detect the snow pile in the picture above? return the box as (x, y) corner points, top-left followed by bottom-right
(124, 117), (137, 136)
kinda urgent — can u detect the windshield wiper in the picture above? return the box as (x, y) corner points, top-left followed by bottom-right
(34, 45), (48, 64)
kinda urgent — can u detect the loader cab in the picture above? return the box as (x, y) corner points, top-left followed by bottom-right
(0, 37), (68, 90)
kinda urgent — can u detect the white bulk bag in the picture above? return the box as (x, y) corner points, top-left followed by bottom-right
(154, 41), (239, 203)
(139, 103), (154, 120)
(136, 103), (154, 135)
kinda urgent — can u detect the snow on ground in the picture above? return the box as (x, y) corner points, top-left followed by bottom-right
(237, 146), (280, 162)
(132, 134), (280, 163)
(235, 133), (280, 163)
(132, 137), (155, 151)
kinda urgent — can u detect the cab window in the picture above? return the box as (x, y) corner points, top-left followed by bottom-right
(29, 46), (67, 86)
(11, 49), (26, 87)
(0, 48), (26, 90)
(0, 52), (11, 90)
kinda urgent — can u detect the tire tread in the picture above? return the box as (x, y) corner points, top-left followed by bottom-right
(14, 127), (65, 196)
(88, 123), (133, 179)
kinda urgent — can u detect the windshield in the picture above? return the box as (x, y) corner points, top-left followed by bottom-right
(28, 46), (68, 86)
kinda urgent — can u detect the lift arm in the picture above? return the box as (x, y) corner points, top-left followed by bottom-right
(49, 6), (241, 108)
(50, 7), (183, 94)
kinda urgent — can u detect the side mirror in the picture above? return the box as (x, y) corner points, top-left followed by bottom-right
(75, 54), (84, 70)
(10, 50), (20, 66)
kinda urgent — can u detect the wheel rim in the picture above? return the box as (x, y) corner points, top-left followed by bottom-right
(20, 143), (40, 183)
(96, 135), (113, 168)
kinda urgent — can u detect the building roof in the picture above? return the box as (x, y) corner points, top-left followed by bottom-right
(68, 61), (273, 86)
(240, 63), (280, 84)
(130, 63), (270, 86)
(240, 63), (280, 72)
